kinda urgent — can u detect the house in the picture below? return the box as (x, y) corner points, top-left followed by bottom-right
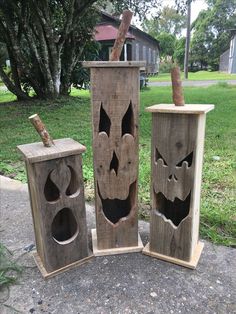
(94, 12), (160, 75)
(219, 31), (236, 74)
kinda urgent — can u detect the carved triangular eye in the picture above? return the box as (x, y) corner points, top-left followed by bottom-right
(155, 148), (168, 166)
(99, 103), (111, 136)
(44, 171), (60, 202)
(122, 101), (134, 136)
(176, 152), (193, 168)
(110, 151), (119, 175)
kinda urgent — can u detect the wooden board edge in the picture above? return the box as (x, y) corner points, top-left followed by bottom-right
(142, 242), (204, 270)
(17, 138), (86, 163)
(145, 104), (214, 114)
(91, 229), (144, 257)
(32, 251), (94, 279)
(83, 61), (146, 68)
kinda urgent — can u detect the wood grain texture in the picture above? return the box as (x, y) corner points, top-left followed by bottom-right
(142, 242), (204, 270)
(90, 66), (141, 250)
(149, 112), (203, 261)
(109, 10), (133, 61)
(33, 251), (93, 279)
(83, 61), (146, 68)
(171, 66), (185, 106)
(22, 152), (89, 273)
(91, 229), (143, 256)
(17, 138), (86, 163)
(29, 114), (54, 147)
(146, 104), (214, 114)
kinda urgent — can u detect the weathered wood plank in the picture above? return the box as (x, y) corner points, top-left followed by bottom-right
(33, 251), (93, 279)
(89, 65), (143, 251)
(142, 242), (204, 269)
(147, 105), (213, 266)
(17, 138), (86, 163)
(83, 61), (146, 68)
(18, 140), (90, 274)
(91, 229), (143, 256)
(146, 104), (214, 114)
(150, 113), (198, 261)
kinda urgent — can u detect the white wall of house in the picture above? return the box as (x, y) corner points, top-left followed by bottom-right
(229, 35), (236, 74)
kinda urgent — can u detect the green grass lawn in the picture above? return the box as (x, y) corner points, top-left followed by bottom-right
(149, 71), (236, 82)
(0, 85), (236, 247)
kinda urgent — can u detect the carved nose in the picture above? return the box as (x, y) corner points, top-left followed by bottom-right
(168, 174), (178, 181)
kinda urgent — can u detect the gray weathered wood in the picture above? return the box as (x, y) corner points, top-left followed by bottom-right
(83, 61), (146, 68)
(18, 140), (89, 273)
(88, 64), (142, 250)
(145, 104), (214, 114)
(146, 105), (213, 263)
(17, 138), (86, 163)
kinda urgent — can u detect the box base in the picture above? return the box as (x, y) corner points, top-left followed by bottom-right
(142, 241), (204, 270)
(91, 228), (144, 256)
(33, 251), (94, 279)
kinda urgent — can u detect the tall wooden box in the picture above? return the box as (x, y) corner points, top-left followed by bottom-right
(143, 104), (214, 269)
(18, 138), (92, 278)
(84, 61), (145, 255)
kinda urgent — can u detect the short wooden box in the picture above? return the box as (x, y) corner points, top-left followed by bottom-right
(143, 104), (214, 269)
(18, 138), (92, 278)
(84, 61), (145, 255)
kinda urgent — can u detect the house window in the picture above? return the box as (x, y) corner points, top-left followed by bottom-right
(148, 48), (152, 64)
(153, 50), (156, 64)
(143, 46), (146, 61)
(136, 43), (139, 61)
(108, 46), (113, 59)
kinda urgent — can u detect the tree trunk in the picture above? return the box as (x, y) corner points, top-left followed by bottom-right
(184, 0), (191, 80)
(0, 0), (98, 100)
(0, 67), (30, 101)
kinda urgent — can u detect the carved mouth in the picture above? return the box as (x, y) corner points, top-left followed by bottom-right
(97, 182), (136, 225)
(154, 191), (191, 227)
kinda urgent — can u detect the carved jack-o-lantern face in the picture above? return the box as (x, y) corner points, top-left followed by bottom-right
(153, 113), (197, 226)
(154, 147), (194, 202)
(94, 100), (138, 225)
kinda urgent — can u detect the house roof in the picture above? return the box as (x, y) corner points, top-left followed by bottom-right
(99, 11), (160, 49)
(95, 24), (135, 41)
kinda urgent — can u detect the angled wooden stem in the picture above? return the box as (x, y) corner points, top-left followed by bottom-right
(109, 10), (133, 61)
(29, 114), (54, 147)
(171, 65), (185, 106)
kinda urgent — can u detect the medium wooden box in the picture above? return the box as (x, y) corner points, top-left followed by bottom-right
(18, 138), (92, 278)
(143, 104), (214, 269)
(84, 61), (145, 255)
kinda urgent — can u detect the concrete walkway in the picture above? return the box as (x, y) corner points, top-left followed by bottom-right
(149, 80), (236, 87)
(0, 175), (235, 314)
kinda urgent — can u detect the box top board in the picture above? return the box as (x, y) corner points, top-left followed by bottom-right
(145, 104), (215, 114)
(83, 61), (146, 68)
(17, 138), (86, 163)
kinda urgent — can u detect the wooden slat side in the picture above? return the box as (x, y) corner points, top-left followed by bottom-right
(150, 113), (199, 261)
(91, 67), (140, 249)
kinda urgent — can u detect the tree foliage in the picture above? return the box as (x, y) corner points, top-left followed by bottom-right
(0, 0), (99, 100)
(100, 0), (162, 20)
(0, 0), (166, 100)
(143, 6), (186, 37)
(157, 33), (176, 60)
(191, 0), (236, 70)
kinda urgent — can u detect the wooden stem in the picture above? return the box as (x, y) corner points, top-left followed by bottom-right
(171, 66), (185, 106)
(109, 10), (133, 61)
(29, 114), (54, 147)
